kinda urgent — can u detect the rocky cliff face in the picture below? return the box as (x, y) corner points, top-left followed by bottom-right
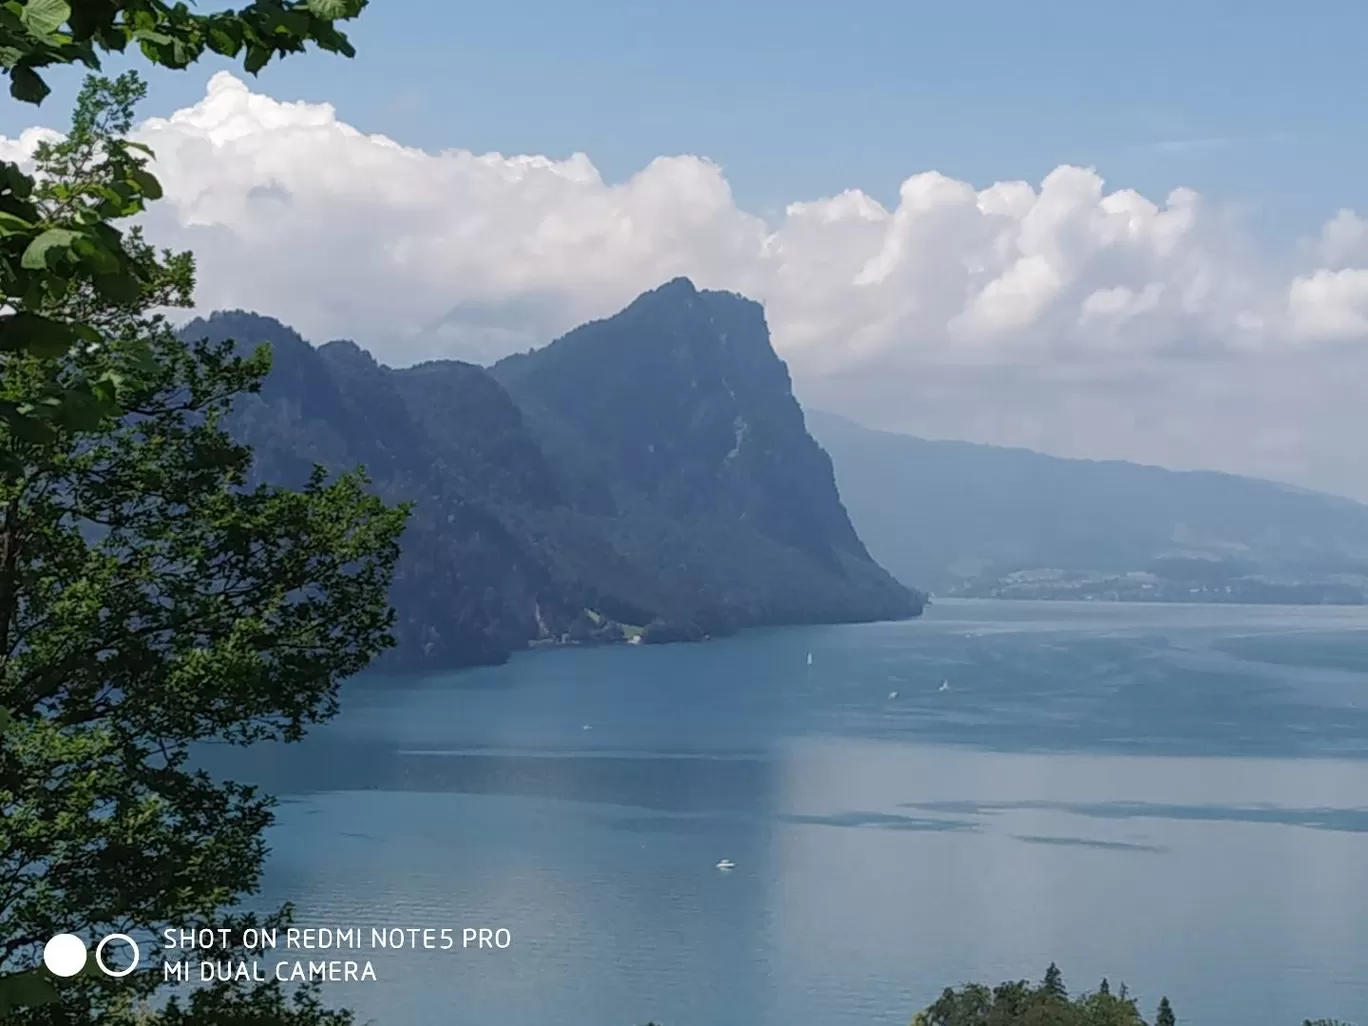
(491, 278), (914, 627)
(493, 279), (873, 566)
(191, 280), (920, 670)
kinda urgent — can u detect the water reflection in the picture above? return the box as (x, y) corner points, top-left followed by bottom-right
(901, 798), (1368, 834)
(193, 601), (1368, 1026)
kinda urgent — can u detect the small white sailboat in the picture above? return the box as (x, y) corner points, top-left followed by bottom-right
(715, 859), (735, 871)
(806, 652), (813, 666)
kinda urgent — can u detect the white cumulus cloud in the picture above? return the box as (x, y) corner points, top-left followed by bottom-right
(6, 72), (1368, 499)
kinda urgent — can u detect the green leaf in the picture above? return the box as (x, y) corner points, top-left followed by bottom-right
(93, 271), (140, 303)
(0, 969), (61, 1013)
(0, 6), (28, 32)
(5, 406), (58, 442)
(90, 374), (118, 405)
(242, 44), (270, 74)
(91, 220), (125, 250)
(131, 27), (172, 46)
(136, 36), (174, 66)
(9, 64), (49, 103)
(71, 232), (120, 273)
(0, 209), (33, 234)
(306, 0), (364, 17)
(0, 311), (78, 357)
(69, 322), (101, 345)
(20, 226), (78, 268)
(206, 24), (241, 56)
(94, 180), (141, 218)
(123, 338), (160, 374)
(129, 166), (163, 200)
(18, 0), (69, 37)
(51, 385), (116, 430)
(2, 161), (37, 198)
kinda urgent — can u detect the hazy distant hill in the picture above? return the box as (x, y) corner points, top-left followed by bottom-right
(185, 281), (918, 669)
(807, 411), (1368, 604)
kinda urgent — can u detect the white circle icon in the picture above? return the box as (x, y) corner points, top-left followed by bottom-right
(42, 934), (87, 978)
(95, 934), (140, 978)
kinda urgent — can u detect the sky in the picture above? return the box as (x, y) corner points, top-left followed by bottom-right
(4, 0), (1368, 498)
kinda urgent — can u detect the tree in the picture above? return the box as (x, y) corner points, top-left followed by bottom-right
(1042, 963), (1067, 1000)
(1, 2), (373, 1005)
(1, 0), (366, 472)
(0, 72), (407, 1024)
(1156, 997), (1175, 1026)
(0, 74), (162, 476)
(910, 967), (1153, 1026)
(1, 0), (368, 105)
(1079, 984), (1145, 1026)
(911, 983), (993, 1026)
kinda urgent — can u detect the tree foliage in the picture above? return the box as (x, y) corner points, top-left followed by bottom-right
(1042, 963), (1067, 1000)
(0, 0), (366, 470)
(0, 74), (406, 1023)
(1, 0), (368, 105)
(910, 965), (1174, 1026)
(0, 71), (165, 477)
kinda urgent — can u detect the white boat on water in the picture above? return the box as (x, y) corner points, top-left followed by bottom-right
(888, 690), (899, 700)
(715, 859), (735, 871)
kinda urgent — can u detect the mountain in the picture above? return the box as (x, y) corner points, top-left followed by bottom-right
(807, 410), (1368, 604)
(489, 279), (911, 625)
(188, 281), (919, 669)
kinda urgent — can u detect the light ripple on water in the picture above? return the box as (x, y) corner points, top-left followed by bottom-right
(228, 601), (1368, 1026)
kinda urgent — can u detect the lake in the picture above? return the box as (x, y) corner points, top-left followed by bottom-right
(228, 599), (1368, 1026)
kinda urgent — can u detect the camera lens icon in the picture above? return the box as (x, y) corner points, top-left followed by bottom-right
(43, 933), (140, 978)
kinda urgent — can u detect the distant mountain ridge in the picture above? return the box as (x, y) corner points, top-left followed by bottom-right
(807, 410), (1368, 604)
(189, 280), (920, 669)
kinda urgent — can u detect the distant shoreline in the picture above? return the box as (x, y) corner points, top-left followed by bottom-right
(935, 573), (1367, 606)
(927, 594), (1368, 610)
(364, 596), (1368, 684)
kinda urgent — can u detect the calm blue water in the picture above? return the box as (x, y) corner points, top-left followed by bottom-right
(227, 600), (1368, 1026)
